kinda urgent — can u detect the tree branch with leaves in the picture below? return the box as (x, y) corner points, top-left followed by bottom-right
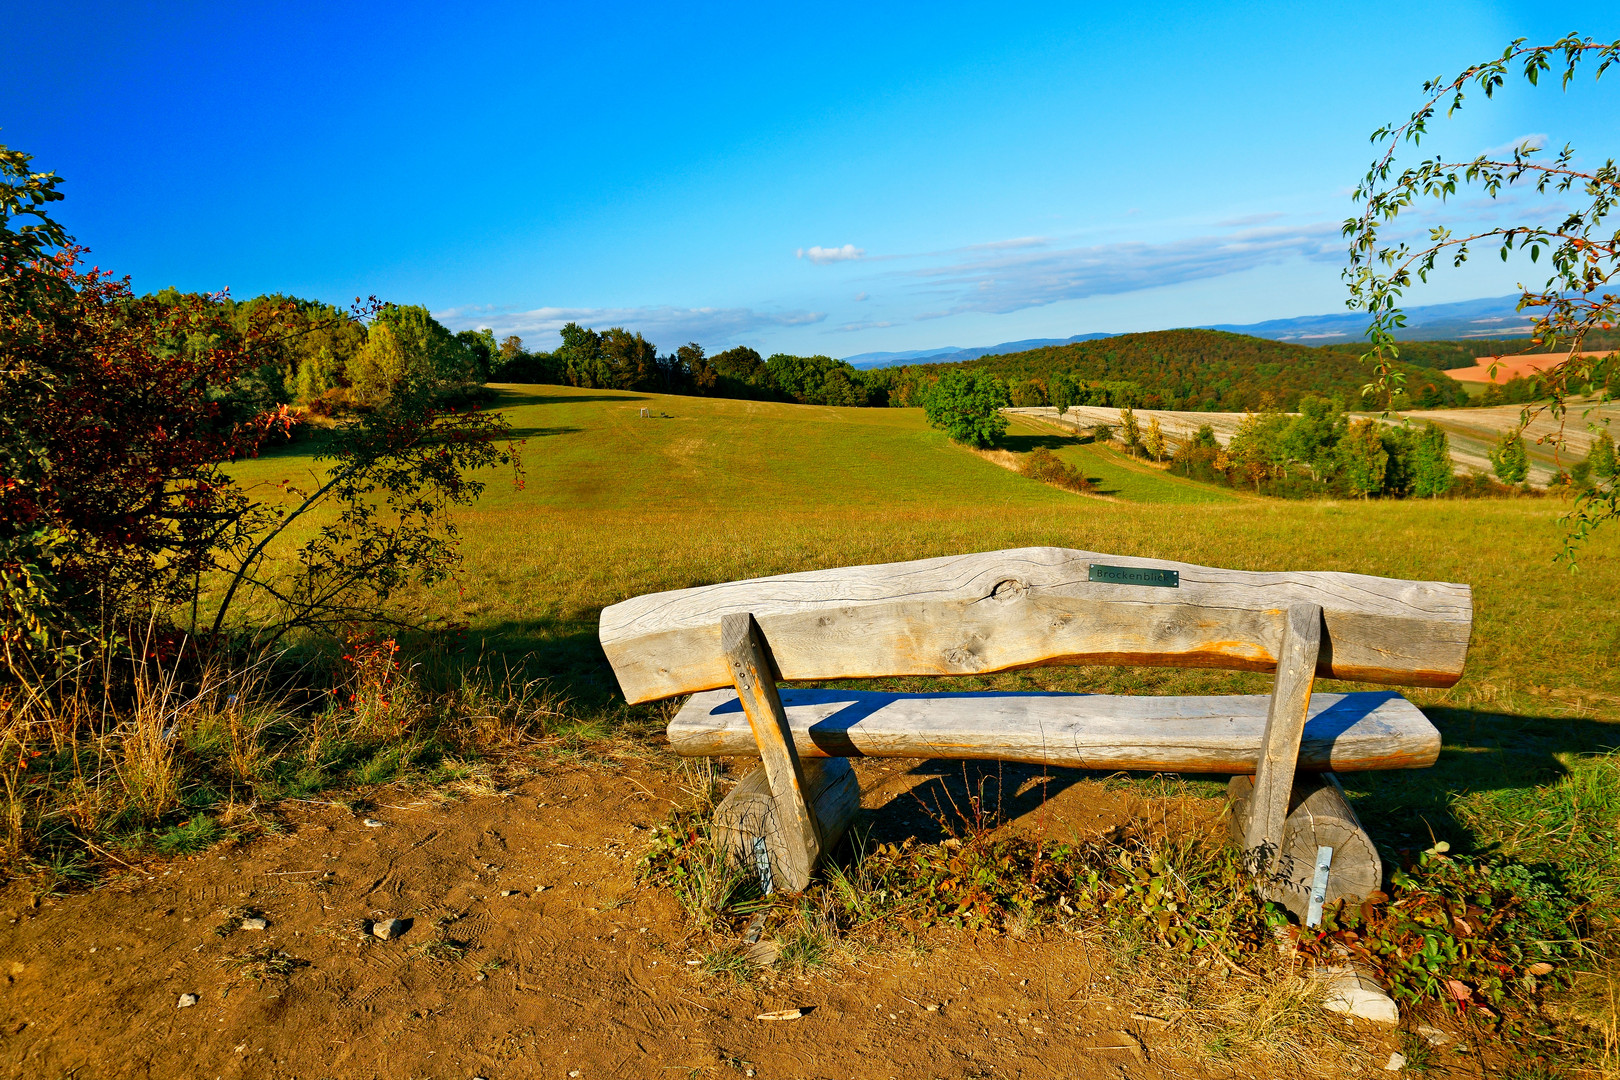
(1343, 34), (1620, 557)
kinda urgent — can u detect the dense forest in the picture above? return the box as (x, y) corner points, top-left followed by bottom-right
(168, 294), (1607, 419)
(901, 328), (1471, 411)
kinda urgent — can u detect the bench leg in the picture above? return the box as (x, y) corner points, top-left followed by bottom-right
(721, 612), (825, 892)
(1243, 602), (1322, 879)
(713, 758), (861, 894)
(1229, 772), (1383, 921)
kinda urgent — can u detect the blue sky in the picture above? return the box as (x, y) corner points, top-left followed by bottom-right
(4, 1), (1615, 357)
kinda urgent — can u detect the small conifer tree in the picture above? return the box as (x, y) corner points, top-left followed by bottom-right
(1119, 407), (1141, 457)
(1490, 430), (1530, 486)
(1412, 422), (1455, 498)
(1589, 428), (1617, 481)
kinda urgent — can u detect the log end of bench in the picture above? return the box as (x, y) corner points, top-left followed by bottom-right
(713, 758), (862, 894)
(1228, 773), (1383, 920)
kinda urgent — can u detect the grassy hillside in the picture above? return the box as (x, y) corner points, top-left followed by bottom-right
(907, 328), (1467, 411)
(104, 386), (1620, 1069)
(229, 386), (1616, 712)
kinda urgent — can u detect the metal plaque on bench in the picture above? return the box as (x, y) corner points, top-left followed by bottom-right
(1088, 564), (1180, 588)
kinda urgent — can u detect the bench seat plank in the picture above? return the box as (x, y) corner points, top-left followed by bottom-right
(668, 688), (1440, 773)
(600, 548), (1473, 704)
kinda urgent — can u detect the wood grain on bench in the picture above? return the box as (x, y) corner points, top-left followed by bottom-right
(600, 548), (1472, 704)
(667, 687), (1440, 773)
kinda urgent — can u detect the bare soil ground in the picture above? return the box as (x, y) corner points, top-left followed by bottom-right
(0, 758), (1419, 1080)
(1444, 351), (1612, 384)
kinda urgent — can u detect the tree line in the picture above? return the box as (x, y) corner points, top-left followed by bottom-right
(486, 326), (901, 407)
(478, 324), (1486, 415)
(1, 140), (517, 712)
(1159, 395), (1620, 498)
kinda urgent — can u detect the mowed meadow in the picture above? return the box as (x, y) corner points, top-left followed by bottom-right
(232, 384), (1616, 701)
(227, 385), (1620, 840)
(36, 382), (1618, 1072)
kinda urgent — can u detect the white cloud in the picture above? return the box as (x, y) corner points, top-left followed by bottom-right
(1481, 133), (1550, 159)
(965, 236), (1049, 252)
(880, 222), (1343, 317)
(433, 303), (826, 349)
(852, 292), (869, 302)
(797, 244), (865, 264)
(1216, 211), (1286, 228)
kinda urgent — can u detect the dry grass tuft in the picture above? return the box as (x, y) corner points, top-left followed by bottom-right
(1109, 946), (1366, 1075)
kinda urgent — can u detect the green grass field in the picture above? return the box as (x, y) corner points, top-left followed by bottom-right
(232, 384), (1619, 712)
(54, 382), (1619, 1065)
(230, 386), (1620, 840)
(359, 388), (1620, 938)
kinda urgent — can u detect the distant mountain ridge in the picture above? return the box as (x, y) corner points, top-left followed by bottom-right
(842, 333), (1115, 369)
(841, 294), (1533, 368)
(1203, 294), (1533, 344)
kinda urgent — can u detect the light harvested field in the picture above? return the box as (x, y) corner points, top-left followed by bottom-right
(1012, 398), (1620, 487)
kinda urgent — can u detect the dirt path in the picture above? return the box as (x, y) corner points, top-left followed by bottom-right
(0, 761), (1396, 1080)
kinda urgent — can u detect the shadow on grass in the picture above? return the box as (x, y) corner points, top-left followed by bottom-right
(1340, 706), (1620, 850)
(504, 425), (583, 440)
(490, 388), (650, 405)
(997, 430), (1077, 453)
(441, 619), (1620, 859)
(449, 620), (627, 713)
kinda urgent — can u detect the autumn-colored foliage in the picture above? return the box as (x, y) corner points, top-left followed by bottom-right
(0, 140), (519, 705)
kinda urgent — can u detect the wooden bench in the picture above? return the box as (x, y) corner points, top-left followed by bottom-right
(599, 548), (1471, 918)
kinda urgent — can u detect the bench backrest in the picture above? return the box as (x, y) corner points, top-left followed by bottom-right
(598, 547), (1473, 704)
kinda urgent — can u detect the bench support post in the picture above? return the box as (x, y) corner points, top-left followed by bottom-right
(1244, 602), (1322, 877)
(1227, 772), (1383, 919)
(721, 612), (824, 892)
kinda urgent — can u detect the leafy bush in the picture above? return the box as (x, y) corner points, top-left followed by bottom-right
(922, 370), (1009, 447)
(1020, 448), (1096, 494)
(0, 138), (522, 705)
(1302, 842), (1579, 1017)
(153, 815), (228, 855)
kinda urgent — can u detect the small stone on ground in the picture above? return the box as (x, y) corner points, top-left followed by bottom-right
(372, 918), (408, 941)
(241, 917), (268, 931)
(176, 993), (197, 1009)
(1315, 965), (1399, 1024)
(1385, 1050), (1407, 1071)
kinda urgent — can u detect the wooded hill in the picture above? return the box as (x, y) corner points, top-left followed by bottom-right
(898, 328), (1469, 411)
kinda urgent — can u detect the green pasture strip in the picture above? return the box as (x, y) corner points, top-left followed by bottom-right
(1001, 413), (1237, 504)
(470, 384), (1080, 511)
(228, 388), (1620, 866)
